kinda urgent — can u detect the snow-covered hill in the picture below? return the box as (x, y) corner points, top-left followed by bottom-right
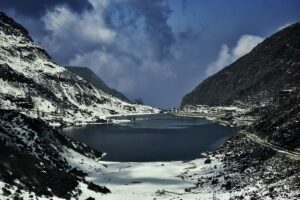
(0, 12), (159, 127)
(0, 110), (111, 199)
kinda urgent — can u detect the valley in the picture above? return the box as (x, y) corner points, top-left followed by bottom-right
(0, 7), (299, 200)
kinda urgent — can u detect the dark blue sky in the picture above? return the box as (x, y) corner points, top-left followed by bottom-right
(1, 0), (300, 108)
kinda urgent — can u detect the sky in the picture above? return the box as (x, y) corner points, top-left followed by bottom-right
(1, 0), (300, 108)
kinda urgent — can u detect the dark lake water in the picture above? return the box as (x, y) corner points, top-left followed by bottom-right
(61, 114), (237, 162)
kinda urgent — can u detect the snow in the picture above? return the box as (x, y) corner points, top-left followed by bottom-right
(0, 106), (297, 200)
(58, 129), (300, 200)
(0, 23), (160, 127)
(173, 104), (256, 127)
(0, 79), (26, 97)
(1, 14), (298, 200)
(62, 149), (235, 200)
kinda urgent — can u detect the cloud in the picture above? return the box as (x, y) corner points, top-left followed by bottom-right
(205, 34), (263, 77)
(205, 45), (232, 77)
(38, 0), (179, 97)
(40, 0), (176, 63)
(119, 0), (176, 60)
(41, 3), (116, 61)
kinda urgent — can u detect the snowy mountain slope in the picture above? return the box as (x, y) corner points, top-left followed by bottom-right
(171, 94), (300, 199)
(174, 73), (300, 199)
(0, 12), (159, 126)
(0, 110), (110, 199)
(0, 110), (103, 168)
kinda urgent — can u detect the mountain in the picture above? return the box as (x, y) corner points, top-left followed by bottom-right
(216, 90), (300, 199)
(0, 109), (110, 199)
(249, 90), (300, 150)
(178, 22), (300, 198)
(182, 22), (300, 106)
(1, 11), (300, 200)
(0, 12), (158, 126)
(65, 66), (131, 102)
(0, 13), (125, 199)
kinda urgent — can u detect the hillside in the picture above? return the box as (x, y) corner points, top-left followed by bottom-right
(182, 22), (300, 106)
(0, 12), (158, 126)
(176, 22), (300, 199)
(175, 90), (300, 199)
(249, 90), (300, 150)
(65, 66), (131, 102)
(0, 110), (110, 199)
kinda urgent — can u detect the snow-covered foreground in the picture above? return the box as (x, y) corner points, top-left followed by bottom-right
(64, 149), (234, 200)
(89, 161), (193, 199)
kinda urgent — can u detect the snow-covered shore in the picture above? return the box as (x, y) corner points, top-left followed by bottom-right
(50, 112), (160, 128)
(64, 149), (231, 200)
(63, 143), (298, 200)
(170, 104), (257, 127)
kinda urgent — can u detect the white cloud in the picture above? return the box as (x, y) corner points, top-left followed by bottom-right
(41, 0), (178, 96)
(233, 35), (264, 58)
(42, 7), (75, 35)
(37, 0), (196, 106)
(42, 4), (116, 50)
(205, 45), (231, 77)
(205, 34), (263, 77)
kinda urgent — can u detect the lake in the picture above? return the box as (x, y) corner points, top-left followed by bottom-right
(61, 114), (237, 162)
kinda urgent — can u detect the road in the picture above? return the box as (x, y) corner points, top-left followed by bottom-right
(242, 131), (300, 160)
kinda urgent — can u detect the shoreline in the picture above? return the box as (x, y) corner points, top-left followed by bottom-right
(50, 111), (161, 128)
(168, 104), (257, 128)
(56, 112), (161, 129)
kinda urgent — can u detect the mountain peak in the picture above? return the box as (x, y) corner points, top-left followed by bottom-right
(0, 12), (31, 40)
